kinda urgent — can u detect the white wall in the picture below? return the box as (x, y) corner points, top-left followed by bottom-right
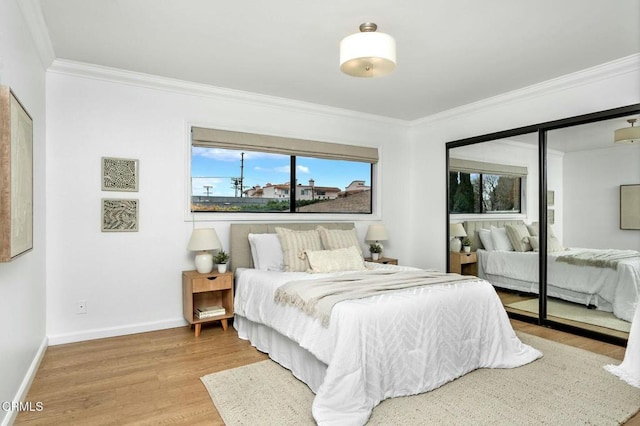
(0, 0), (47, 424)
(563, 145), (640, 249)
(45, 64), (411, 344)
(407, 56), (640, 270)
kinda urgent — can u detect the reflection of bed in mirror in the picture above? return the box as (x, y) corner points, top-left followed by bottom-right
(463, 220), (640, 324)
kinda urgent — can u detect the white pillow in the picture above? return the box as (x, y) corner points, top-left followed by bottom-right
(491, 226), (514, 251)
(248, 233), (284, 271)
(275, 227), (323, 272)
(478, 228), (494, 251)
(316, 226), (363, 257)
(305, 246), (366, 273)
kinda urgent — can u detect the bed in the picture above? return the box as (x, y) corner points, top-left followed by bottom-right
(463, 220), (640, 322)
(230, 222), (541, 425)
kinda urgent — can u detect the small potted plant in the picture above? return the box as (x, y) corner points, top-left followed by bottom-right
(214, 250), (230, 273)
(462, 237), (472, 253)
(369, 243), (382, 261)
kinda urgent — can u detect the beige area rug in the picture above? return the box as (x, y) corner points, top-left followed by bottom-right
(201, 333), (640, 425)
(506, 298), (631, 333)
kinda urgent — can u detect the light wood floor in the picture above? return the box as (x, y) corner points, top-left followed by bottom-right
(15, 320), (639, 425)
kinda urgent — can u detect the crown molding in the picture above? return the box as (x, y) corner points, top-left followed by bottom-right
(47, 59), (408, 127)
(410, 53), (640, 127)
(17, 0), (56, 69)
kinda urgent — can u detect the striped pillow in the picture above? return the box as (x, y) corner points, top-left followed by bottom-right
(505, 224), (532, 252)
(275, 227), (323, 272)
(316, 226), (363, 257)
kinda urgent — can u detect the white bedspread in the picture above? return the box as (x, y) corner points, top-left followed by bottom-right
(481, 248), (640, 322)
(234, 263), (542, 426)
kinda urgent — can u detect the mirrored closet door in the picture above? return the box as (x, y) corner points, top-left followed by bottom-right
(545, 115), (640, 340)
(448, 134), (540, 324)
(446, 104), (640, 343)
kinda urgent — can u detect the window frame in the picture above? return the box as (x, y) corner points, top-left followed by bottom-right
(186, 126), (381, 221)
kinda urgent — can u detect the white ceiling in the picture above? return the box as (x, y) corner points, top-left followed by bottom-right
(34, 0), (640, 121)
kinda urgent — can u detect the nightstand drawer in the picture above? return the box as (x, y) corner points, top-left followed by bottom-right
(458, 252), (477, 264)
(192, 275), (232, 292)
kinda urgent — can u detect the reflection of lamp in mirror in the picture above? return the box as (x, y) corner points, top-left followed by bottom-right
(187, 228), (222, 274)
(366, 224), (389, 255)
(450, 223), (467, 253)
(615, 118), (640, 144)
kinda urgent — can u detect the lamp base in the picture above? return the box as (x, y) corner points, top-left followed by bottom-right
(450, 238), (462, 253)
(194, 252), (213, 274)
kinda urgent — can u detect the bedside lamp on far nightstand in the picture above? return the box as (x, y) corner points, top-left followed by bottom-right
(450, 223), (466, 253)
(366, 224), (389, 255)
(187, 228), (222, 274)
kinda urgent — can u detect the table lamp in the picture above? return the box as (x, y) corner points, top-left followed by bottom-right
(449, 223), (467, 253)
(187, 228), (222, 273)
(365, 224), (389, 255)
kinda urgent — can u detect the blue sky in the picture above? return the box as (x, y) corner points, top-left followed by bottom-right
(191, 147), (370, 196)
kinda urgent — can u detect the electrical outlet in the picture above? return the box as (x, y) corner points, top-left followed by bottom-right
(76, 300), (87, 314)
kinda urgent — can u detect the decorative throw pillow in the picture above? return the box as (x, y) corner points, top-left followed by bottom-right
(316, 226), (363, 257)
(275, 227), (323, 272)
(248, 233), (284, 271)
(527, 222), (557, 238)
(478, 228), (495, 251)
(305, 246), (366, 273)
(505, 224), (532, 252)
(529, 235), (564, 252)
(490, 226), (514, 251)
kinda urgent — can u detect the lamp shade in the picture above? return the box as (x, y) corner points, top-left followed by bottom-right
(187, 228), (221, 252)
(340, 23), (396, 78)
(365, 224), (389, 242)
(450, 223), (467, 238)
(614, 119), (640, 144)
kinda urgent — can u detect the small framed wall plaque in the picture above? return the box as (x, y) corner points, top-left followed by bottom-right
(0, 86), (33, 262)
(101, 199), (139, 232)
(102, 157), (139, 192)
(620, 184), (640, 230)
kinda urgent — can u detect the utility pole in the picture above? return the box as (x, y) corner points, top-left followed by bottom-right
(240, 152), (245, 198)
(203, 185), (212, 196)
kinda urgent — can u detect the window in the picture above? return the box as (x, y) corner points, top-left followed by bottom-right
(449, 172), (521, 213)
(449, 158), (525, 214)
(190, 128), (377, 214)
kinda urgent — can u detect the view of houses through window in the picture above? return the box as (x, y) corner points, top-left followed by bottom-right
(191, 147), (373, 213)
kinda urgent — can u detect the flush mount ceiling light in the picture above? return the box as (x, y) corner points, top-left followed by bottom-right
(614, 118), (640, 144)
(340, 22), (396, 78)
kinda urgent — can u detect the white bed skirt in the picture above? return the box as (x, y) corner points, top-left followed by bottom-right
(234, 314), (327, 393)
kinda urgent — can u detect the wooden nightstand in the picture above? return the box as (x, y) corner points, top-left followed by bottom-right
(182, 270), (234, 337)
(364, 256), (398, 265)
(450, 251), (477, 276)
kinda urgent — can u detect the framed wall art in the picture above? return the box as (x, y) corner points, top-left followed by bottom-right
(0, 86), (33, 262)
(101, 199), (139, 232)
(620, 184), (640, 230)
(102, 157), (139, 192)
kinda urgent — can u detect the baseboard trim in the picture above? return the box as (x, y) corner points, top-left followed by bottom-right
(47, 318), (187, 346)
(1, 336), (48, 426)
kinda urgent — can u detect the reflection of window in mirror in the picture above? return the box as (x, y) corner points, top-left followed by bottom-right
(448, 136), (536, 219)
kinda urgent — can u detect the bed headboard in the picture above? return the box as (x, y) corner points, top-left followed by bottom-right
(229, 222), (356, 271)
(462, 219), (525, 251)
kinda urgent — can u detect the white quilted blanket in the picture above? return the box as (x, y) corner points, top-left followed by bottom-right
(234, 264), (542, 426)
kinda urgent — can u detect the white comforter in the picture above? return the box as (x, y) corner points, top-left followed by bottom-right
(480, 248), (640, 322)
(234, 264), (542, 426)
